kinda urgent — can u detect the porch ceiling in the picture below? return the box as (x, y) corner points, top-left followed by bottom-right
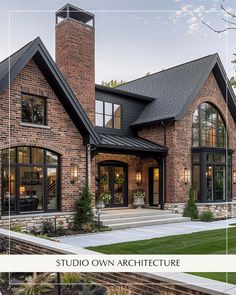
(95, 134), (166, 154)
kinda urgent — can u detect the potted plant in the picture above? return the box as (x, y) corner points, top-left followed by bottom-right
(133, 189), (145, 209)
(96, 191), (112, 208)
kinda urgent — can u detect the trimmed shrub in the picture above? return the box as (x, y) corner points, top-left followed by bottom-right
(199, 210), (215, 222)
(42, 219), (55, 235)
(183, 187), (199, 220)
(74, 182), (94, 229)
(61, 273), (82, 285)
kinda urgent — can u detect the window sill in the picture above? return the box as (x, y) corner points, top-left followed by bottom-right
(20, 122), (51, 129)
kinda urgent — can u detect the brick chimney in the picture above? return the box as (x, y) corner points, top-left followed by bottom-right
(55, 4), (95, 124)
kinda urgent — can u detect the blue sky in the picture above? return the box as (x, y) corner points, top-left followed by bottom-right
(0, 0), (235, 83)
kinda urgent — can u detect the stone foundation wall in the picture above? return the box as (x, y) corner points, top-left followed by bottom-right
(196, 202), (236, 219)
(164, 203), (186, 214)
(165, 202), (236, 219)
(0, 212), (74, 233)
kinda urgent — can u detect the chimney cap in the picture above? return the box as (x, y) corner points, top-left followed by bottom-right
(56, 3), (94, 26)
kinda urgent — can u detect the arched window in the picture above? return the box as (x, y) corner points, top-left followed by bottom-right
(192, 102), (226, 148)
(2, 147), (59, 215)
(191, 103), (232, 203)
(192, 102), (227, 148)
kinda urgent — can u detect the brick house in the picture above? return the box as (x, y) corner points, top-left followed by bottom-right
(0, 3), (236, 229)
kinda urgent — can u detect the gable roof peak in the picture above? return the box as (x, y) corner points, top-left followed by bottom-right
(118, 53), (236, 127)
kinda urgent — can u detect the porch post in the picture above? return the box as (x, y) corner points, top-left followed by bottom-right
(158, 155), (166, 210)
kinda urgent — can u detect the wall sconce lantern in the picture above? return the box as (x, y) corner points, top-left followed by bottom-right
(136, 170), (142, 186)
(70, 163), (78, 184)
(233, 171), (236, 184)
(183, 168), (190, 185)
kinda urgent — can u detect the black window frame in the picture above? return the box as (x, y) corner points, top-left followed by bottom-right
(95, 100), (122, 129)
(191, 147), (233, 203)
(192, 102), (227, 148)
(21, 93), (47, 126)
(1, 146), (60, 215)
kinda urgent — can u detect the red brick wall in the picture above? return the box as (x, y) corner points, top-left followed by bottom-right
(0, 59), (87, 213)
(139, 72), (236, 203)
(56, 18), (95, 124)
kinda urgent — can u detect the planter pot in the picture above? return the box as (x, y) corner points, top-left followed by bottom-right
(133, 198), (145, 209)
(95, 199), (105, 210)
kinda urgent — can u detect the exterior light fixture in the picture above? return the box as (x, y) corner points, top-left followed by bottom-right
(70, 163), (78, 184)
(183, 168), (190, 185)
(233, 171), (236, 184)
(19, 186), (26, 195)
(136, 170), (142, 186)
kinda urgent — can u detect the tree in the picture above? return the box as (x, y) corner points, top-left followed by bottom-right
(202, 2), (236, 33)
(101, 79), (126, 88)
(74, 182), (94, 229)
(202, 1), (236, 88)
(230, 54), (236, 88)
(183, 187), (199, 220)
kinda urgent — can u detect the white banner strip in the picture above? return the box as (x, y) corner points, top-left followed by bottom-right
(0, 255), (234, 272)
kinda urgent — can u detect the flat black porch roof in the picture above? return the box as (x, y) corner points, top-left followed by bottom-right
(95, 134), (167, 154)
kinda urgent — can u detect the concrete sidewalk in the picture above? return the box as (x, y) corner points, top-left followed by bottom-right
(57, 218), (236, 248)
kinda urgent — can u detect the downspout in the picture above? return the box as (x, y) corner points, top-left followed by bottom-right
(86, 143), (97, 186)
(161, 121), (167, 210)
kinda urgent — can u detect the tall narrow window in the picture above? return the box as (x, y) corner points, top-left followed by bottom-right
(95, 100), (122, 129)
(191, 103), (232, 202)
(22, 94), (46, 125)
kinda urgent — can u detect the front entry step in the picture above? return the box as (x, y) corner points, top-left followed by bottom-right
(95, 209), (190, 230)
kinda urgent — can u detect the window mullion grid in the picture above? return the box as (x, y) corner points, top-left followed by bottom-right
(199, 106), (202, 147)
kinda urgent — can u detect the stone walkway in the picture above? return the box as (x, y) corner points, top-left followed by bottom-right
(57, 218), (236, 248)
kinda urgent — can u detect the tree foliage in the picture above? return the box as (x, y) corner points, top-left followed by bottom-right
(101, 79), (126, 88)
(230, 54), (236, 88)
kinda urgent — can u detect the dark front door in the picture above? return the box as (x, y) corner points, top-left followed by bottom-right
(99, 162), (128, 207)
(149, 167), (162, 207)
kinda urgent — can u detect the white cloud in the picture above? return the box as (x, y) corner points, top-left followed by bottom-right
(194, 5), (205, 13)
(187, 16), (198, 24)
(182, 4), (192, 12)
(187, 23), (200, 34)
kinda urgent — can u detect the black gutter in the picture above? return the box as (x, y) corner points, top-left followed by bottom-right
(96, 84), (155, 102)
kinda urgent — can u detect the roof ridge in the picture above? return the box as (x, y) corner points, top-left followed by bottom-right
(117, 53), (218, 88)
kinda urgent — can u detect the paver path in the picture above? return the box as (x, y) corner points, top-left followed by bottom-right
(57, 218), (236, 248)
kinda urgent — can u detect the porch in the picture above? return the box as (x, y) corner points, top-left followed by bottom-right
(93, 134), (168, 210)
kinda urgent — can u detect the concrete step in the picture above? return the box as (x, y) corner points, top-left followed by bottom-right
(106, 217), (190, 230)
(100, 214), (184, 225)
(96, 209), (172, 221)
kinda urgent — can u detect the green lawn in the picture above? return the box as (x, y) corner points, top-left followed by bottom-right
(87, 227), (236, 284)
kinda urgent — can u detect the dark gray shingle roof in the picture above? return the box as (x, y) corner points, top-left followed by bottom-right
(117, 54), (236, 126)
(0, 40), (33, 85)
(98, 134), (166, 153)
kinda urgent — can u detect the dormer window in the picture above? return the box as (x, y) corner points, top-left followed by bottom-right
(96, 100), (121, 129)
(22, 94), (46, 125)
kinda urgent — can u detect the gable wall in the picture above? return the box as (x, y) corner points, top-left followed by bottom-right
(0, 59), (87, 214)
(138, 72), (236, 204)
